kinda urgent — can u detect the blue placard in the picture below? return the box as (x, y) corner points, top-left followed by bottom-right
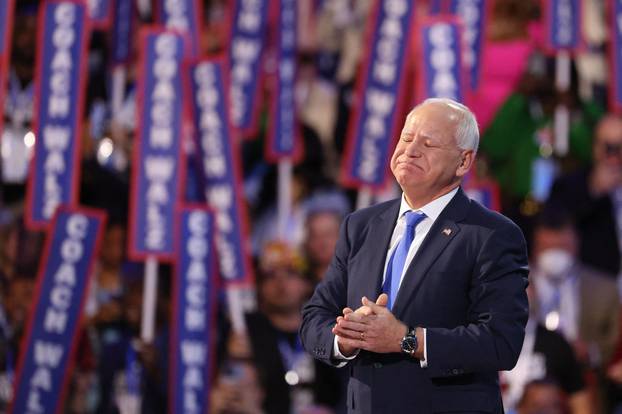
(111, 0), (133, 65)
(27, 1), (89, 229)
(342, 0), (416, 188)
(267, 0), (298, 159)
(611, 0), (622, 111)
(11, 207), (105, 414)
(156, 0), (201, 56)
(170, 207), (215, 414)
(0, 0), (11, 55)
(421, 19), (465, 102)
(449, 0), (486, 90)
(87, 0), (111, 27)
(188, 59), (253, 284)
(228, 0), (269, 132)
(129, 29), (186, 260)
(546, 0), (581, 50)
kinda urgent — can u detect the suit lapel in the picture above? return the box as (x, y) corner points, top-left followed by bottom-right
(392, 189), (470, 318)
(355, 200), (400, 303)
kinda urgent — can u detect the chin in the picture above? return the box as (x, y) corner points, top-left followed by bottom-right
(397, 167), (423, 181)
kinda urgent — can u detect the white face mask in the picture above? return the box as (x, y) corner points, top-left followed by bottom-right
(536, 248), (575, 281)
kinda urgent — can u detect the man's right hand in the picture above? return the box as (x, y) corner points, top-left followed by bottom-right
(333, 294), (389, 356)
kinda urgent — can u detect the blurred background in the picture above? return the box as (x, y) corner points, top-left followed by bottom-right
(2, 0), (622, 413)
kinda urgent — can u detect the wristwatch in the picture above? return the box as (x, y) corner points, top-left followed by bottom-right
(400, 326), (418, 356)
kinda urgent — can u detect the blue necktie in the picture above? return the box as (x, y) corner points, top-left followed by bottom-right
(382, 211), (426, 310)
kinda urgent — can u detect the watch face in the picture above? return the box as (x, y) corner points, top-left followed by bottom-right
(401, 336), (417, 354)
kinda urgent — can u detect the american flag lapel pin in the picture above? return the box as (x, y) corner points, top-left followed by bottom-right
(442, 228), (452, 236)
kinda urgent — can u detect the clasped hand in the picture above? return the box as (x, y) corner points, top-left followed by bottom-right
(331, 293), (407, 356)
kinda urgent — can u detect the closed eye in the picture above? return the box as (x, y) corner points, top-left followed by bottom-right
(424, 139), (439, 148)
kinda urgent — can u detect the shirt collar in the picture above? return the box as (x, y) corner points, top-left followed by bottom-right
(398, 187), (459, 221)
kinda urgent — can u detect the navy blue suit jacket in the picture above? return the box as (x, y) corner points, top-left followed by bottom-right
(300, 188), (529, 413)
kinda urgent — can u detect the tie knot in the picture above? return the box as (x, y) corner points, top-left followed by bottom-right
(404, 211), (426, 228)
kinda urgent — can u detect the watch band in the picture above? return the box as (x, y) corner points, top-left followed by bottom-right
(400, 326), (418, 356)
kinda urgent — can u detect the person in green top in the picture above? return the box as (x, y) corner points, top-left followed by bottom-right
(480, 57), (603, 203)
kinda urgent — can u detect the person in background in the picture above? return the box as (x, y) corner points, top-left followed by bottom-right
(246, 241), (340, 414)
(0, 274), (34, 411)
(303, 209), (342, 284)
(530, 211), (620, 368)
(86, 222), (127, 326)
(96, 275), (169, 414)
(481, 54), (602, 216)
(514, 379), (568, 414)
(210, 334), (265, 414)
(546, 114), (622, 284)
(501, 282), (591, 414)
(1, 2), (37, 185)
(470, 0), (539, 131)
(0, 214), (44, 283)
(251, 161), (350, 257)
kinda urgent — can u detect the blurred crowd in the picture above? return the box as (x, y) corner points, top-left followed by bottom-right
(2, 0), (622, 413)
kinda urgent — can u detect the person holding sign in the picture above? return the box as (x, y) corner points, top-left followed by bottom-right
(301, 98), (529, 413)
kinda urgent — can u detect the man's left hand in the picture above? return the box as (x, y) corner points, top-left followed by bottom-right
(333, 295), (407, 354)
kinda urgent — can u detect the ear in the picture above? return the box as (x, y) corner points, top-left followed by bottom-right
(456, 150), (475, 177)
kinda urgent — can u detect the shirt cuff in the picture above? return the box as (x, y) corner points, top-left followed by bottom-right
(332, 335), (359, 367)
(419, 328), (427, 368)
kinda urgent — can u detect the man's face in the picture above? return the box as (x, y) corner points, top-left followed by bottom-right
(259, 269), (309, 314)
(518, 383), (565, 414)
(304, 212), (341, 271)
(4, 278), (34, 329)
(100, 225), (126, 268)
(593, 116), (622, 169)
(390, 103), (471, 199)
(532, 226), (577, 259)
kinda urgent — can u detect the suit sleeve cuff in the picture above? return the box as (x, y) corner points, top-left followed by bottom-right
(420, 328), (428, 368)
(333, 335), (359, 367)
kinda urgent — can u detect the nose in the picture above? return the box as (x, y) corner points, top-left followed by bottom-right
(403, 138), (422, 157)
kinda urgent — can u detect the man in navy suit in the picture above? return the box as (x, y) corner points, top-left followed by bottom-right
(301, 98), (529, 413)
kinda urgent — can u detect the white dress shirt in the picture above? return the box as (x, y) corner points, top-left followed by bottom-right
(333, 187), (460, 367)
(533, 267), (580, 342)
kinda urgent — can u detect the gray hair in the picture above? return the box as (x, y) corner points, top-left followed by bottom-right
(413, 98), (479, 153)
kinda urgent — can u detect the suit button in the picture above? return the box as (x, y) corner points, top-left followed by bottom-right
(373, 362), (382, 368)
(452, 369), (459, 375)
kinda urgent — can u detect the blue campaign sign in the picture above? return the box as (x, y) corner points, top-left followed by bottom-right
(187, 58), (254, 284)
(129, 28), (186, 261)
(0, 0), (14, 56)
(545, 0), (581, 51)
(267, 0), (299, 160)
(449, 0), (487, 90)
(609, 0), (622, 112)
(87, 0), (112, 29)
(111, 0), (133, 65)
(341, 0), (416, 188)
(155, 0), (202, 56)
(420, 18), (466, 103)
(10, 207), (106, 414)
(170, 207), (215, 414)
(26, 1), (90, 229)
(228, 0), (269, 134)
